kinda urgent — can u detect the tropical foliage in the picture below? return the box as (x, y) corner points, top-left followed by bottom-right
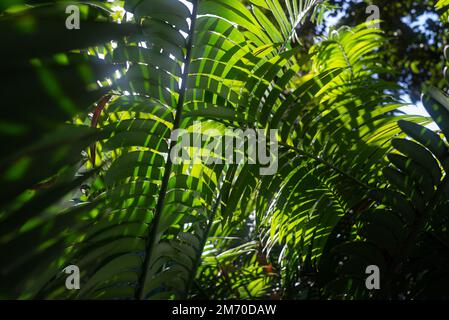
(326, 0), (448, 102)
(0, 0), (448, 300)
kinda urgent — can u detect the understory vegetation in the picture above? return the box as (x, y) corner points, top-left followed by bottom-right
(1, 0), (449, 299)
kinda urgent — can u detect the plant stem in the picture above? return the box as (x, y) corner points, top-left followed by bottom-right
(134, 0), (199, 300)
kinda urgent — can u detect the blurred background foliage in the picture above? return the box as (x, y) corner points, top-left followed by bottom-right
(241, 0), (448, 102)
